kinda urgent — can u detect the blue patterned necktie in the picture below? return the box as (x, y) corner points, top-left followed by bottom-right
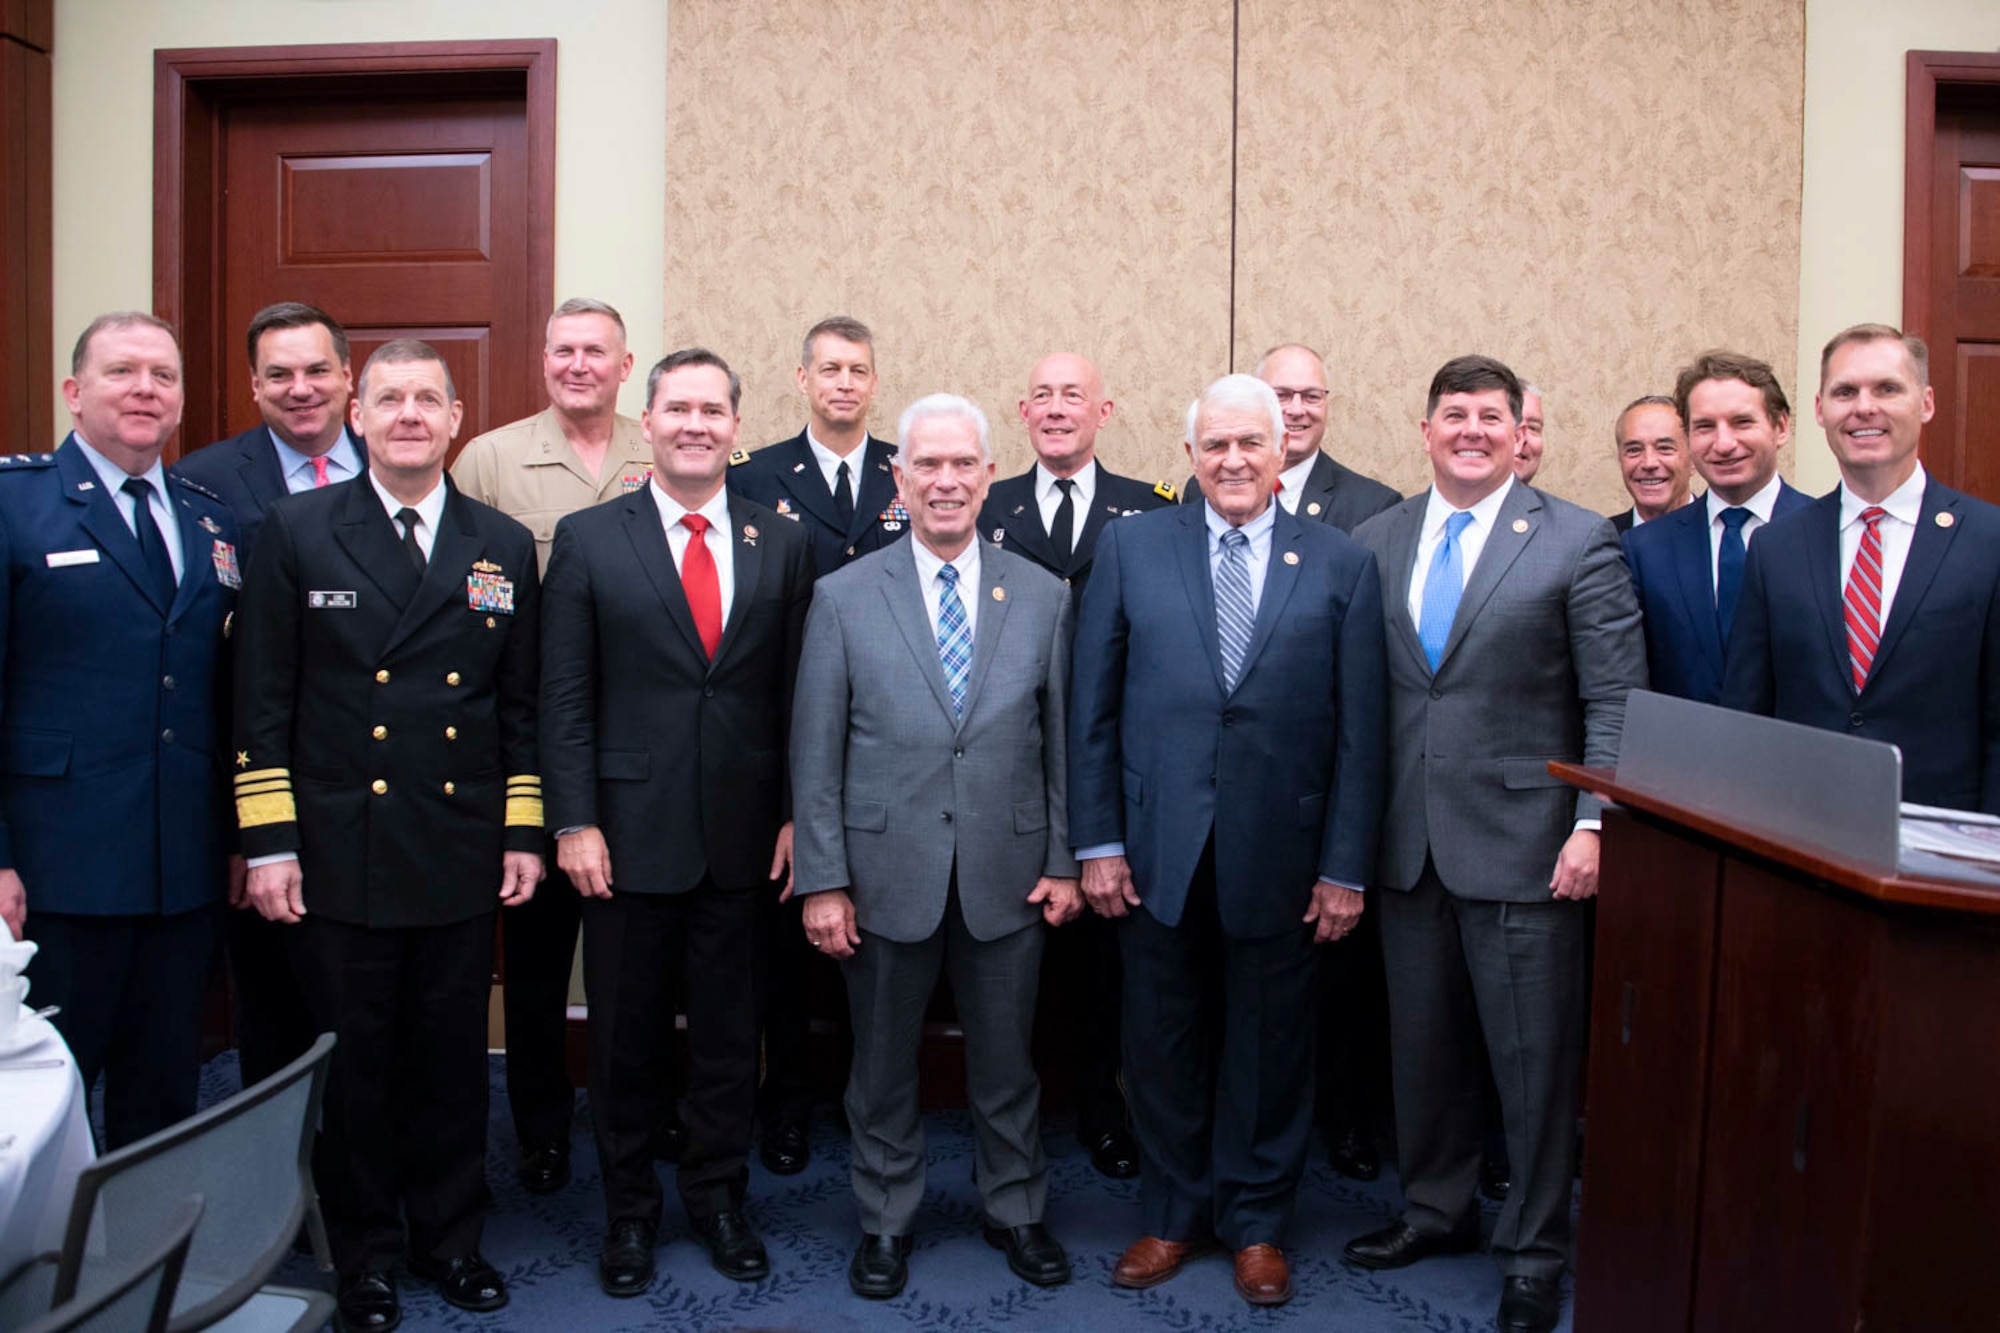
(936, 562), (972, 715)
(1216, 527), (1254, 692)
(1418, 510), (1474, 672)
(1715, 506), (1752, 642)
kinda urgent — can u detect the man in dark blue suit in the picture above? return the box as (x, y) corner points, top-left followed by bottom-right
(1, 312), (238, 1147)
(1624, 354), (1811, 703)
(1724, 324), (2000, 813)
(1069, 373), (1387, 1308)
(171, 301), (362, 1092)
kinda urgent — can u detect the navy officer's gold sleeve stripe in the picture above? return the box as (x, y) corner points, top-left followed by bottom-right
(505, 775), (544, 828)
(234, 768), (297, 829)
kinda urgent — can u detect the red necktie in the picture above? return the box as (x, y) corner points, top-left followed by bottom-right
(680, 514), (722, 659)
(1843, 506), (1886, 693)
(311, 456), (330, 487)
(1274, 479), (1284, 494)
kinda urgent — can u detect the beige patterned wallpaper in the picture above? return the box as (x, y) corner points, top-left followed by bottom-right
(667, 0), (1804, 514)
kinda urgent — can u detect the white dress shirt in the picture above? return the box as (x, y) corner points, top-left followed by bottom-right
(910, 535), (981, 643)
(1036, 459), (1097, 546)
(1204, 497), (1277, 617)
(1839, 464), (1927, 620)
(73, 434), (184, 581)
(806, 427), (868, 501)
(368, 473), (445, 560)
(650, 481), (736, 625)
(1407, 476), (1515, 629)
(1274, 453), (1318, 515)
(273, 429), (364, 494)
(1705, 472), (1787, 592)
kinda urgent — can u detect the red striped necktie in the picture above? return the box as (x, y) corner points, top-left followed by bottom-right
(1842, 506), (1887, 692)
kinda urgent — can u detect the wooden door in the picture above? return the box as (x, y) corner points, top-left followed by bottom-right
(1906, 55), (2000, 504)
(155, 42), (555, 463)
(217, 89), (531, 458)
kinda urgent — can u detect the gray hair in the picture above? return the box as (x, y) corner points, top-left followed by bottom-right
(546, 297), (626, 344)
(896, 393), (991, 465)
(1521, 383), (1544, 408)
(1185, 373), (1283, 445)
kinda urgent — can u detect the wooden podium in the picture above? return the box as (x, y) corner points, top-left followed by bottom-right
(1557, 759), (2000, 1332)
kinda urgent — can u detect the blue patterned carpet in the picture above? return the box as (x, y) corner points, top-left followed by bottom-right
(191, 1054), (1573, 1333)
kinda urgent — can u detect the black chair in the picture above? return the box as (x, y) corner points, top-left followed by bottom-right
(14, 1195), (202, 1333)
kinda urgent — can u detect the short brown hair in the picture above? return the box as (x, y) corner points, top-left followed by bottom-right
(246, 302), (349, 370)
(1819, 322), (1929, 389)
(800, 316), (873, 369)
(1673, 351), (1790, 429)
(71, 311), (179, 375)
(359, 338), (456, 403)
(645, 347), (741, 413)
(1425, 355), (1522, 421)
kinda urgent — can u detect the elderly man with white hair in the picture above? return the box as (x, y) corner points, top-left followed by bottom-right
(791, 393), (1083, 1299)
(1067, 373), (1388, 1307)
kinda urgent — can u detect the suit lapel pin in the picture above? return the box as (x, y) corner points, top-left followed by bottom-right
(1937, 512), (1955, 528)
(877, 461), (890, 472)
(1512, 518), (1530, 534)
(1283, 550), (1301, 565)
(76, 480), (94, 491)
(1011, 504), (1026, 515)
(791, 461), (807, 474)
(992, 528), (1006, 544)
(199, 515), (222, 534)
(1306, 501), (1322, 516)
(992, 586), (1006, 602)
(742, 525), (759, 545)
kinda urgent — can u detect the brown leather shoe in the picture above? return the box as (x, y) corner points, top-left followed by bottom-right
(1111, 1235), (1214, 1289)
(1233, 1244), (1292, 1306)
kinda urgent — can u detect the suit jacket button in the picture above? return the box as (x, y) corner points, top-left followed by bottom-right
(954, 748), (965, 758)
(1849, 711), (1865, 728)
(446, 671), (462, 686)
(703, 686), (715, 698)
(443, 782), (455, 796)
(372, 725), (388, 740)
(1222, 712), (1235, 727)
(160, 728), (174, 744)
(1430, 687), (1443, 700)
(445, 726), (458, 740)
(375, 669), (390, 684)
(371, 779), (388, 795)
(162, 674), (176, 690)
(941, 811), (953, 822)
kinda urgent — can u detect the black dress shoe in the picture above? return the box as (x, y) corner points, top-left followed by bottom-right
(598, 1219), (656, 1298)
(983, 1222), (1071, 1286)
(760, 1119), (809, 1175)
(654, 1114), (688, 1165)
(1342, 1219), (1480, 1271)
(1085, 1128), (1140, 1179)
(848, 1232), (912, 1299)
(693, 1209), (770, 1282)
(1326, 1126), (1381, 1181)
(1481, 1155), (1511, 1202)
(1498, 1275), (1562, 1333)
(517, 1141), (570, 1194)
(336, 1269), (399, 1333)
(406, 1252), (508, 1313)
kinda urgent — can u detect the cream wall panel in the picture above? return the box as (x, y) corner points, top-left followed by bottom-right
(665, 1), (1234, 483)
(1236, 0), (1805, 514)
(49, 0), (665, 426)
(1796, 0), (2000, 494)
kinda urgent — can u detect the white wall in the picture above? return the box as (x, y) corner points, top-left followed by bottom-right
(49, 0), (667, 423)
(1796, 0), (2000, 492)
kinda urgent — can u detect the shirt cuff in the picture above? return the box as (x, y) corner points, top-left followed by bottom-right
(1573, 819), (1602, 834)
(1076, 842), (1125, 861)
(1318, 877), (1365, 893)
(246, 853), (297, 869)
(554, 825), (595, 839)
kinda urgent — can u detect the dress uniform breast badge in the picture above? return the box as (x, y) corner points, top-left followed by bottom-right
(879, 499), (910, 533)
(198, 515), (223, 534)
(775, 497), (800, 520)
(210, 540), (242, 589)
(467, 559), (515, 615)
(619, 470), (653, 493)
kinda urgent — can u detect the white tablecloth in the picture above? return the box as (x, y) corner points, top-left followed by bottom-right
(0, 1013), (95, 1275)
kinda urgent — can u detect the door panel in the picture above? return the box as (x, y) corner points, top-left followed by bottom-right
(1924, 87), (2000, 501)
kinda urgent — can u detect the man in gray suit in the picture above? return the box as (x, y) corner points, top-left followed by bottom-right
(1346, 356), (1646, 1333)
(791, 392), (1083, 1300)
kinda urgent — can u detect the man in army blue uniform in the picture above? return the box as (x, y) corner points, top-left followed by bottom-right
(0, 311), (238, 1148)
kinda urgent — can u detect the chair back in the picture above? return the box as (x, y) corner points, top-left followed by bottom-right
(19, 1196), (201, 1333)
(53, 1033), (334, 1332)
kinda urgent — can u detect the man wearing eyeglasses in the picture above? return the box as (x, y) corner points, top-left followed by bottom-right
(1184, 344), (1402, 534)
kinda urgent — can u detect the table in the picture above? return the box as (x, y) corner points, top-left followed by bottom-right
(0, 1011), (94, 1274)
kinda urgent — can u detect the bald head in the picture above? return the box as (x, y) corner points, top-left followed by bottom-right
(1019, 351), (1113, 477)
(1255, 343), (1330, 466)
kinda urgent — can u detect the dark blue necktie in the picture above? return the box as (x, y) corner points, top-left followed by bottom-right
(121, 477), (177, 604)
(1715, 506), (1751, 642)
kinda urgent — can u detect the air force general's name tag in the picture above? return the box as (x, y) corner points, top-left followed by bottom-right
(308, 590), (357, 609)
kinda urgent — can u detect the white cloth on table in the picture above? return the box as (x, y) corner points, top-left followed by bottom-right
(0, 1011), (96, 1275)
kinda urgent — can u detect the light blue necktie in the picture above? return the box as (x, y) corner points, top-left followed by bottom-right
(1418, 510), (1474, 672)
(1216, 528), (1254, 692)
(936, 563), (972, 716)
